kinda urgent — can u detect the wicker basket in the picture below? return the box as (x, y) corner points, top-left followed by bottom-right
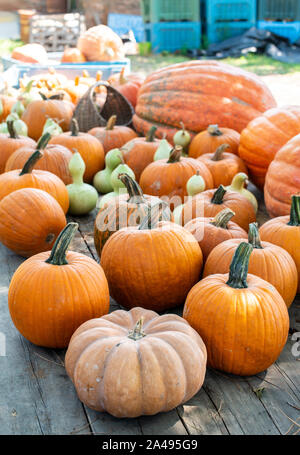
(73, 81), (134, 132)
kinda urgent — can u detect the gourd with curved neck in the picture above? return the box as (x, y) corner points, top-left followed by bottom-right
(226, 172), (258, 212)
(93, 148), (123, 194)
(98, 161), (135, 209)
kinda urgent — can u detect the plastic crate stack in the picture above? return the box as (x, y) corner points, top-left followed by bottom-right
(257, 0), (300, 43)
(203, 0), (257, 44)
(141, 0), (201, 53)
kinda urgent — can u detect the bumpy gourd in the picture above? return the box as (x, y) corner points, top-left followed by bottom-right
(154, 138), (173, 161)
(173, 171), (206, 224)
(226, 172), (258, 213)
(93, 148), (123, 194)
(98, 163), (135, 208)
(173, 122), (191, 151)
(42, 118), (63, 137)
(67, 152), (98, 215)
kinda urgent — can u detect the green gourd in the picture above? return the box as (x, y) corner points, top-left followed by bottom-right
(42, 118), (63, 137)
(6, 112), (19, 123)
(93, 148), (123, 194)
(154, 138), (172, 161)
(13, 118), (28, 136)
(19, 80), (42, 107)
(11, 100), (25, 117)
(173, 171), (206, 225)
(98, 163), (135, 209)
(67, 152), (98, 215)
(173, 122), (191, 151)
(226, 172), (258, 213)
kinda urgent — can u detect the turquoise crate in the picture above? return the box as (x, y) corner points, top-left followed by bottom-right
(257, 20), (300, 42)
(144, 22), (201, 53)
(205, 0), (256, 23)
(258, 0), (300, 22)
(141, 0), (200, 23)
(206, 21), (254, 43)
(108, 13), (145, 42)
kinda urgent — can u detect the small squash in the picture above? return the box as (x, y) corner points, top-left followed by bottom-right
(173, 122), (191, 151)
(189, 124), (240, 158)
(93, 148), (123, 194)
(153, 137), (173, 161)
(89, 115), (137, 154)
(0, 121), (36, 173)
(173, 171), (206, 225)
(226, 172), (258, 212)
(98, 162), (135, 208)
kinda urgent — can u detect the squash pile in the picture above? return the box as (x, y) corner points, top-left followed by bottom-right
(0, 60), (298, 420)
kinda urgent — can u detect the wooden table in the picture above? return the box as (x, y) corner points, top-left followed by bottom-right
(0, 187), (299, 435)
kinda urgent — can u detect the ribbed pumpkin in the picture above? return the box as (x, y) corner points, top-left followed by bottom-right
(239, 105), (300, 189)
(94, 173), (173, 257)
(22, 93), (74, 141)
(184, 208), (247, 261)
(5, 133), (73, 184)
(0, 150), (69, 213)
(88, 115), (137, 154)
(183, 242), (289, 376)
(49, 119), (105, 183)
(260, 195), (300, 292)
(0, 94), (16, 122)
(264, 133), (300, 217)
(204, 223), (298, 307)
(197, 144), (247, 187)
(0, 188), (66, 257)
(182, 185), (256, 231)
(133, 61), (276, 143)
(108, 68), (144, 108)
(0, 121), (36, 173)
(8, 223), (109, 348)
(65, 307), (207, 417)
(77, 25), (125, 62)
(101, 208), (203, 311)
(189, 124), (240, 158)
(140, 146), (214, 209)
(122, 126), (161, 181)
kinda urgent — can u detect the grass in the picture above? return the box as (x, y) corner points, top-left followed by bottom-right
(0, 39), (23, 56)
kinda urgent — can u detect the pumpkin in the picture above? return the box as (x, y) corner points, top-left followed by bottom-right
(0, 188), (66, 257)
(88, 115), (137, 155)
(122, 126), (162, 182)
(101, 207), (203, 311)
(140, 146), (214, 210)
(0, 95), (16, 122)
(197, 144), (247, 187)
(22, 93), (74, 141)
(65, 307), (207, 417)
(5, 133), (73, 184)
(49, 119), (105, 183)
(226, 172), (258, 213)
(77, 25), (125, 62)
(11, 43), (48, 65)
(0, 150), (69, 213)
(238, 105), (300, 189)
(182, 185), (256, 232)
(108, 68), (144, 108)
(183, 242), (289, 376)
(189, 124), (240, 158)
(133, 61), (276, 143)
(184, 208), (247, 261)
(259, 195), (300, 292)
(8, 223), (109, 348)
(264, 133), (300, 217)
(94, 173), (173, 257)
(0, 121), (36, 173)
(61, 47), (86, 63)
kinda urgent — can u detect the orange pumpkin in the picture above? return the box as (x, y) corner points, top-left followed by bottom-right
(189, 124), (240, 158)
(183, 242), (289, 376)
(0, 95), (16, 122)
(77, 25), (125, 62)
(61, 47), (87, 63)
(5, 133), (73, 184)
(0, 187), (66, 257)
(184, 208), (247, 261)
(0, 150), (69, 213)
(197, 144), (247, 187)
(239, 105), (300, 189)
(88, 115), (137, 154)
(108, 68), (144, 108)
(259, 195), (300, 292)
(0, 121), (36, 173)
(8, 223), (109, 348)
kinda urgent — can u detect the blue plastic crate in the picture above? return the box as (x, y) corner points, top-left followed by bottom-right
(206, 20), (255, 43)
(205, 0), (257, 23)
(257, 20), (300, 42)
(144, 22), (201, 53)
(108, 13), (145, 42)
(258, 0), (300, 22)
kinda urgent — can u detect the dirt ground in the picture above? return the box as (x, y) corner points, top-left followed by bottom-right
(261, 73), (300, 106)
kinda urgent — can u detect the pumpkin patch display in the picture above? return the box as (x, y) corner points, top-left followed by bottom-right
(183, 242), (289, 376)
(65, 307), (207, 417)
(0, 121), (36, 173)
(189, 124), (240, 158)
(8, 223), (109, 348)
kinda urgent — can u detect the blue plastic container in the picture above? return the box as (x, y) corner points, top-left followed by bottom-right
(144, 22), (201, 53)
(258, 0), (300, 22)
(206, 21), (254, 43)
(205, 0), (257, 23)
(108, 13), (145, 42)
(257, 20), (300, 42)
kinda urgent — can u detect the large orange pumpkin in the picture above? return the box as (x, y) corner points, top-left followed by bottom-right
(204, 222), (298, 307)
(189, 124), (240, 158)
(77, 25), (125, 62)
(0, 188), (66, 257)
(183, 242), (289, 376)
(133, 61), (276, 143)
(239, 105), (300, 189)
(260, 195), (300, 292)
(264, 133), (300, 217)
(0, 121), (36, 173)
(8, 223), (109, 348)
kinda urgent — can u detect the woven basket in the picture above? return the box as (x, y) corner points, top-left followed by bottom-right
(73, 81), (134, 132)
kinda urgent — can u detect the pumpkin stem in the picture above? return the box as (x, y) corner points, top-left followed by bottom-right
(39, 92), (48, 100)
(167, 145), (182, 163)
(36, 132), (51, 150)
(211, 208), (235, 229)
(128, 318), (146, 340)
(24, 79), (34, 93)
(119, 67), (127, 85)
(106, 115), (117, 130)
(139, 203), (165, 230)
(230, 172), (248, 190)
(146, 126), (157, 142)
(288, 195), (300, 226)
(45, 223), (78, 266)
(118, 173), (145, 203)
(211, 144), (230, 161)
(226, 242), (253, 289)
(7, 120), (19, 139)
(211, 185), (226, 204)
(207, 124), (223, 136)
(248, 223), (263, 249)
(49, 93), (64, 100)
(19, 150), (42, 176)
(71, 118), (79, 136)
